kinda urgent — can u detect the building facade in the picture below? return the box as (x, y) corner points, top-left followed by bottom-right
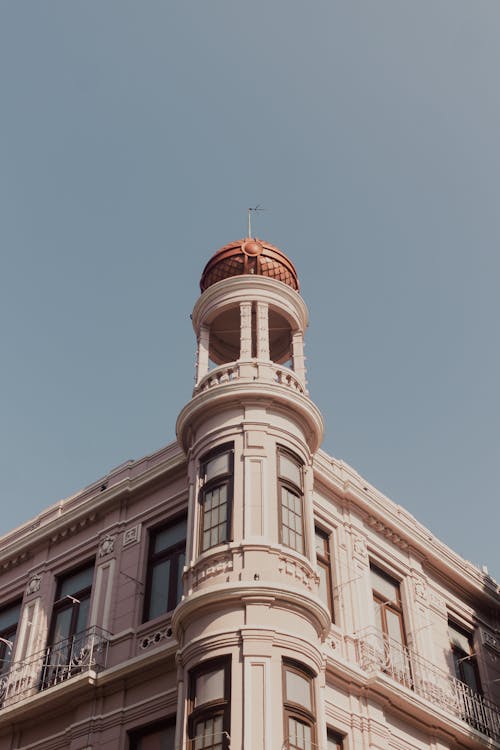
(0, 237), (498, 750)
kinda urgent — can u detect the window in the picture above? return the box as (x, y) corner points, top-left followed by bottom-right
(44, 563), (94, 687)
(315, 527), (334, 620)
(370, 564), (409, 683)
(283, 661), (316, 750)
(327, 729), (344, 749)
(0, 601), (21, 678)
(199, 444), (233, 552)
(143, 516), (186, 622)
(449, 621), (481, 694)
(278, 448), (304, 554)
(129, 717), (176, 749)
(188, 658), (231, 750)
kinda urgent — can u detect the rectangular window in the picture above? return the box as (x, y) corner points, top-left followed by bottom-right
(143, 516), (187, 622)
(283, 661), (315, 750)
(200, 445), (233, 552)
(0, 600), (21, 677)
(188, 657), (231, 750)
(449, 621), (481, 694)
(129, 717), (176, 749)
(327, 729), (344, 749)
(370, 564), (410, 684)
(44, 563), (94, 687)
(315, 527), (334, 621)
(278, 448), (304, 555)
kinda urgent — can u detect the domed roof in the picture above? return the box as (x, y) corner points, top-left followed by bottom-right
(200, 238), (300, 292)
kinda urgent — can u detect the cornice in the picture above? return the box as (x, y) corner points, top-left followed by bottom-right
(0, 442), (186, 568)
(176, 380), (324, 453)
(172, 582), (331, 641)
(191, 274), (308, 330)
(313, 450), (499, 605)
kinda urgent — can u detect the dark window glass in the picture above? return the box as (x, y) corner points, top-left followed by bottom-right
(278, 449), (304, 554)
(44, 563), (94, 687)
(0, 601), (21, 677)
(327, 729), (344, 749)
(129, 718), (176, 750)
(315, 527), (334, 621)
(144, 517), (186, 622)
(449, 621), (481, 694)
(188, 658), (231, 750)
(283, 661), (316, 750)
(199, 445), (233, 552)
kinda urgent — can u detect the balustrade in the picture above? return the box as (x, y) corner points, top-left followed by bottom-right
(0, 626), (109, 709)
(353, 627), (500, 742)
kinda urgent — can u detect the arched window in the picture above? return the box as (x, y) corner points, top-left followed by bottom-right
(282, 660), (316, 750)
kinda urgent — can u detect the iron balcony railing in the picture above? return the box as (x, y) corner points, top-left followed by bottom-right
(354, 627), (500, 743)
(0, 625), (110, 709)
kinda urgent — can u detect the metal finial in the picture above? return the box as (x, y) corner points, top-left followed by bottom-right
(247, 204), (265, 238)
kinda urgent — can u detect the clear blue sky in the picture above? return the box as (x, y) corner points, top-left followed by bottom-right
(0, 2), (498, 579)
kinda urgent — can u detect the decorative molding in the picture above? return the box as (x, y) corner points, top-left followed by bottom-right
(278, 555), (317, 591)
(412, 574), (428, 602)
(480, 629), (500, 655)
(367, 515), (409, 550)
(352, 534), (368, 564)
(25, 573), (41, 596)
(49, 512), (97, 544)
(139, 626), (174, 650)
(1, 550), (29, 571)
(429, 590), (447, 615)
(123, 524), (141, 548)
(190, 554), (234, 589)
(99, 534), (116, 557)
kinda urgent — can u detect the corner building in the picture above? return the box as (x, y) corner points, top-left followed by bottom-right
(0, 238), (499, 750)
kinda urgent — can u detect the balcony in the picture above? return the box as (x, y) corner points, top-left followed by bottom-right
(0, 626), (110, 709)
(353, 627), (500, 744)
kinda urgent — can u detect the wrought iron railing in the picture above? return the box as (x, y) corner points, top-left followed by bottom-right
(354, 627), (500, 743)
(0, 626), (110, 709)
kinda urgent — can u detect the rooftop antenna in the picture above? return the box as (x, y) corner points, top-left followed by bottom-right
(247, 204), (265, 238)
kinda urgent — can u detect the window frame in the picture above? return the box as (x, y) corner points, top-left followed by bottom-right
(370, 563), (406, 645)
(282, 659), (316, 750)
(315, 526), (334, 621)
(48, 562), (94, 646)
(449, 620), (482, 695)
(188, 656), (231, 750)
(128, 716), (176, 749)
(0, 599), (21, 677)
(327, 729), (344, 749)
(199, 443), (234, 553)
(143, 514), (187, 623)
(277, 447), (305, 555)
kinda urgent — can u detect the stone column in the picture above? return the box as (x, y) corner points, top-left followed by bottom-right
(196, 324), (210, 383)
(292, 331), (306, 384)
(256, 302), (270, 360)
(240, 301), (253, 359)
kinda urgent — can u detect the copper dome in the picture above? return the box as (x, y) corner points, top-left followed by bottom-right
(200, 238), (300, 292)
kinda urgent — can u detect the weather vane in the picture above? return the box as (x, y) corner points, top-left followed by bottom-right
(247, 204), (266, 238)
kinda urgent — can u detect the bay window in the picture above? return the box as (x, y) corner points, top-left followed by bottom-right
(278, 448), (304, 554)
(283, 661), (316, 750)
(199, 444), (233, 552)
(188, 657), (231, 750)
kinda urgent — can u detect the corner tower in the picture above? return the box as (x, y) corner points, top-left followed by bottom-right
(174, 238), (328, 750)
